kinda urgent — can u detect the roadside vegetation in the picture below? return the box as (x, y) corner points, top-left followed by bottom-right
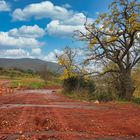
(58, 62), (140, 103)
(0, 67), (61, 89)
(11, 77), (46, 89)
(56, 0), (140, 104)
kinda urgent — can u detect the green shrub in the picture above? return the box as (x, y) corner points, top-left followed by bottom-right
(132, 97), (140, 104)
(63, 76), (79, 92)
(63, 76), (95, 94)
(85, 79), (95, 94)
(93, 91), (116, 102)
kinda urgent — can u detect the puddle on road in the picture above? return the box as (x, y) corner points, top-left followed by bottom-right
(0, 103), (109, 110)
(16, 89), (55, 94)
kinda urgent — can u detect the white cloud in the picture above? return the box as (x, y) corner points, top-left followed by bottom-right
(0, 49), (30, 58)
(12, 1), (71, 21)
(0, 48), (44, 59)
(62, 3), (71, 9)
(0, 0), (10, 12)
(11, 1), (93, 38)
(46, 20), (86, 37)
(8, 25), (45, 38)
(12, 0), (93, 25)
(31, 48), (42, 56)
(0, 32), (44, 49)
(44, 49), (63, 62)
(0, 48), (60, 62)
(0, 25), (45, 49)
(62, 13), (87, 25)
(45, 12), (93, 37)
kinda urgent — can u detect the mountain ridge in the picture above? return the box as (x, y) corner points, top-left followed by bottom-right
(0, 58), (61, 73)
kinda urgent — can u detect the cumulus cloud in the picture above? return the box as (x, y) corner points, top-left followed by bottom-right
(0, 25), (45, 49)
(45, 12), (93, 37)
(0, 0), (10, 12)
(12, 1), (71, 21)
(62, 13), (88, 25)
(0, 48), (64, 62)
(44, 49), (63, 62)
(8, 25), (45, 38)
(0, 32), (44, 49)
(31, 48), (42, 56)
(46, 20), (85, 37)
(0, 49), (30, 58)
(11, 1), (93, 37)
(0, 48), (43, 59)
(11, 0), (93, 25)
(0, 26), (45, 59)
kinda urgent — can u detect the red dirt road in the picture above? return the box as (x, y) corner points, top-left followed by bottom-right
(0, 89), (140, 140)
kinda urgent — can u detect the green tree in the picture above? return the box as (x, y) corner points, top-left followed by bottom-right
(77, 0), (140, 100)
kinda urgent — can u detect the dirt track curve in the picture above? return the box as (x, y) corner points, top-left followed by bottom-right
(0, 87), (140, 140)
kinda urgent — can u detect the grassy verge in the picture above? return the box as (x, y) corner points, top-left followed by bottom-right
(61, 91), (94, 101)
(46, 79), (62, 86)
(132, 97), (140, 104)
(0, 68), (62, 89)
(61, 90), (140, 105)
(10, 77), (46, 89)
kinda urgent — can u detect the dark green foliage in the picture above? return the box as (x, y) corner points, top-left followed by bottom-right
(93, 91), (116, 102)
(63, 76), (78, 92)
(84, 79), (96, 94)
(63, 76), (95, 94)
(132, 97), (140, 104)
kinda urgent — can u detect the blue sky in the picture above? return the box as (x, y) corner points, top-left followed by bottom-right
(0, 0), (112, 62)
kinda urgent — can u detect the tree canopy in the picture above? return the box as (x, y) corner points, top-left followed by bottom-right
(76, 0), (140, 100)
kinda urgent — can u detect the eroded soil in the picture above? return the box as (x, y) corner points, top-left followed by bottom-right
(0, 86), (140, 140)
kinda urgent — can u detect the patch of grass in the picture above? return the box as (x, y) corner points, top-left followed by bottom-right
(132, 97), (140, 104)
(115, 99), (131, 104)
(0, 68), (61, 89)
(0, 75), (12, 80)
(11, 77), (46, 89)
(61, 91), (93, 101)
(47, 78), (62, 86)
(60, 90), (140, 105)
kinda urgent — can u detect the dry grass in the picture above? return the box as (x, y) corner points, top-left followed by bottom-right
(133, 70), (140, 98)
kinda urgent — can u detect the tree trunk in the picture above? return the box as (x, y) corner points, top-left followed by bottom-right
(118, 70), (134, 100)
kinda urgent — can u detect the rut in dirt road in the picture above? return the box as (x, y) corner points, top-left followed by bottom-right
(0, 89), (140, 140)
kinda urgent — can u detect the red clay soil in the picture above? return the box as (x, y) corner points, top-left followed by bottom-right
(44, 85), (62, 90)
(0, 89), (140, 140)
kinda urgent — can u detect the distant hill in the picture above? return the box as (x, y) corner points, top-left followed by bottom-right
(0, 58), (61, 73)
